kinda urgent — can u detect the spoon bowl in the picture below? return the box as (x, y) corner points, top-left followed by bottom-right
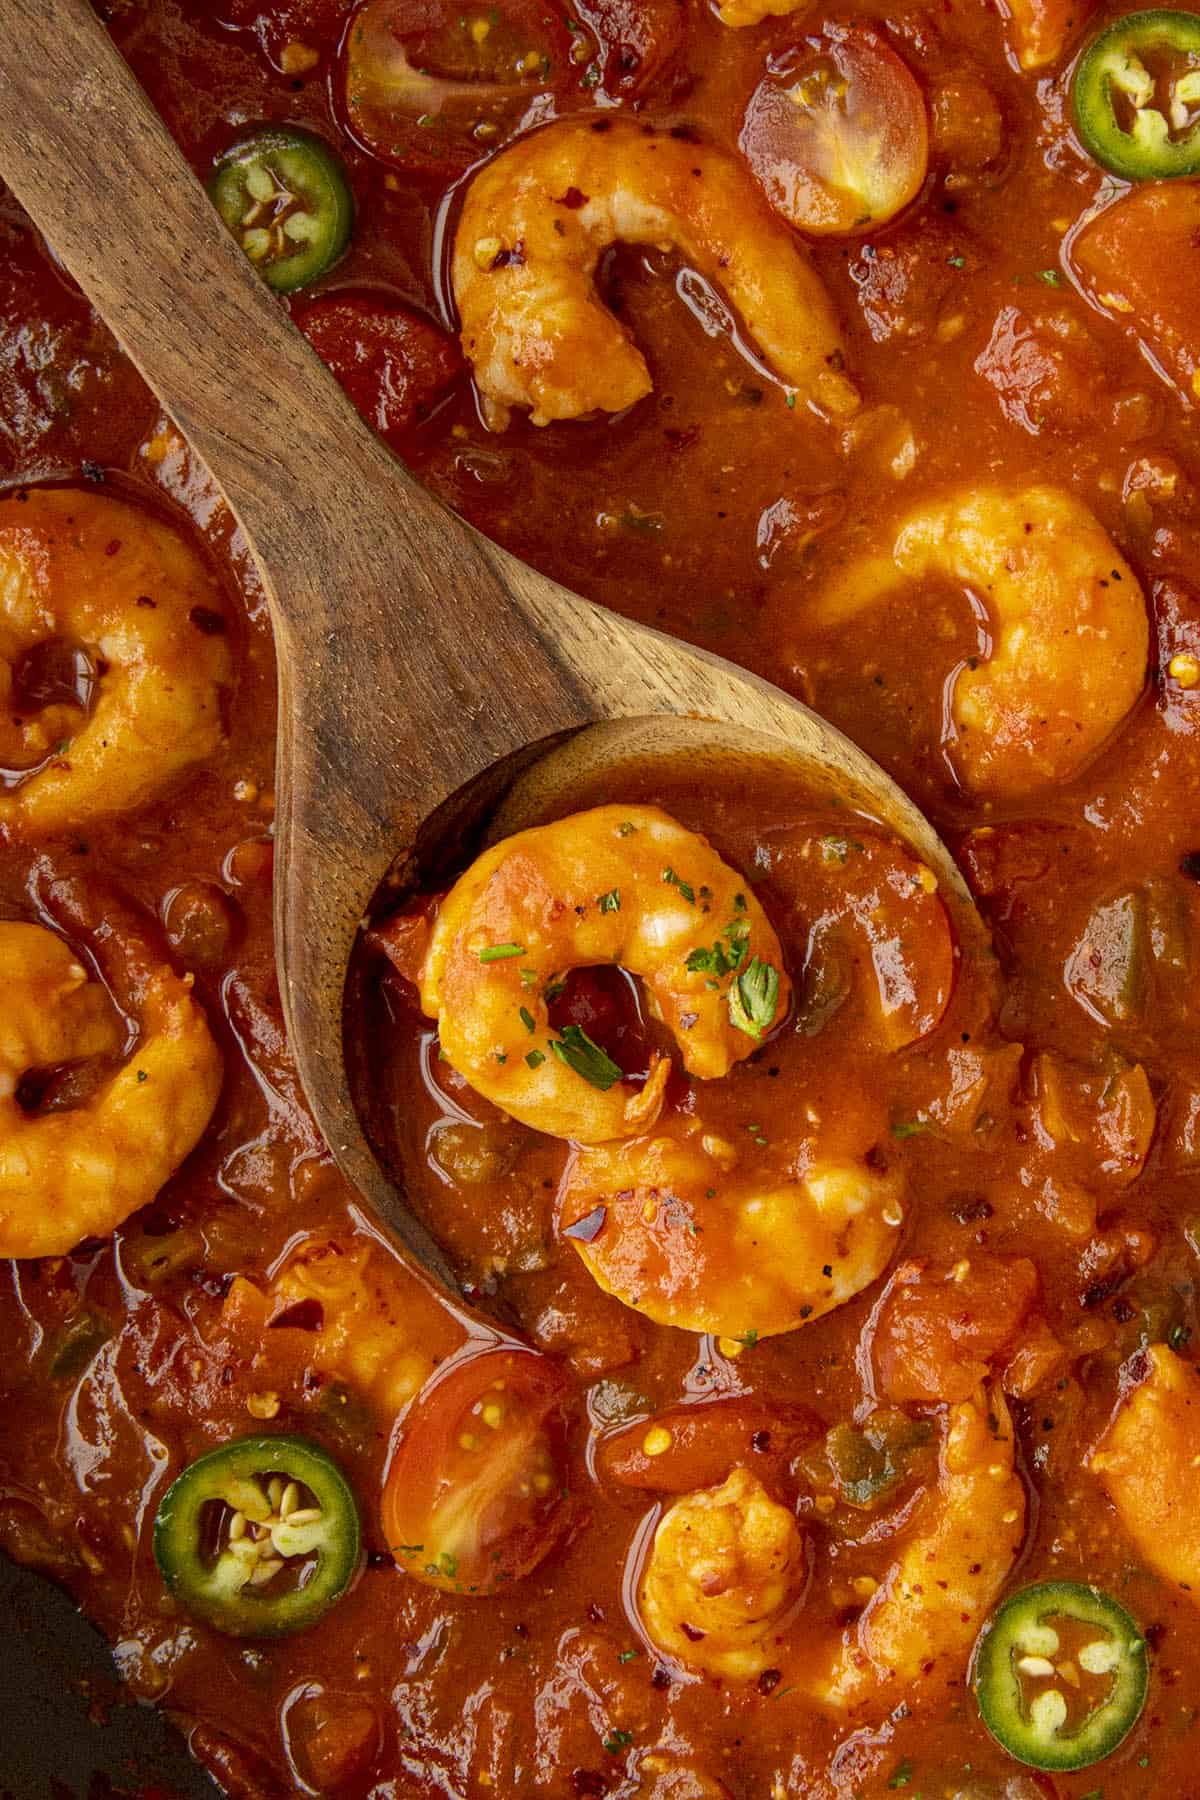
(0, 0), (982, 1293)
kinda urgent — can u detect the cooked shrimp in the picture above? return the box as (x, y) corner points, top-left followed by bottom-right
(261, 1235), (449, 1418)
(717, 0), (805, 24)
(0, 487), (231, 837)
(558, 1115), (904, 1338)
(809, 1390), (1025, 1710)
(816, 486), (1149, 796)
(452, 119), (857, 430)
(417, 805), (790, 1144)
(636, 1391), (1023, 1697)
(1090, 1343), (1200, 1602)
(0, 921), (222, 1258)
(638, 1467), (807, 1679)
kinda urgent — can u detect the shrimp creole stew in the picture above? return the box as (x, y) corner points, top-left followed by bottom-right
(1, 0), (1200, 1795)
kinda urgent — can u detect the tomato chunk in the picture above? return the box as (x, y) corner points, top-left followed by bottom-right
(740, 24), (928, 236)
(1071, 183), (1200, 402)
(294, 294), (461, 446)
(792, 828), (956, 1050)
(383, 1344), (574, 1593)
(573, 0), (687, 98)
(596, 1397), (821, 1494)
(871, 1255), (1045, 1403)
(999, 0), (1095, 70)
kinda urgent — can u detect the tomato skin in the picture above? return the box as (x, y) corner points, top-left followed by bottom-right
(596, 1397), (821, 1494)
(341, 0), (579, 178)
(293, 293), (461, 445)
(383, 1344), (574, 1594)
(740, 23), (928, 236)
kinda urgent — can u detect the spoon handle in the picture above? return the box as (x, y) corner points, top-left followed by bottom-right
(0, 0), (604, 1282)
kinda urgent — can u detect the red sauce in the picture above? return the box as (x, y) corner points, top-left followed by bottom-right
(1, 0), (1199, 1794)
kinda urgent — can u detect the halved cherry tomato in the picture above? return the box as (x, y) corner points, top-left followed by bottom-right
(596, 1397), (821, 1494)
(739, 23), (928, 236)
(341, 0), (582, 178)
(293, 293), (462, 446)
(383, 1344), (573, 1594)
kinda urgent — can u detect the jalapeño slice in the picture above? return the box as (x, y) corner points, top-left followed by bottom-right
(210, 127), (354, 292)
(973, 1580), (1149, 1772)
(153, 1434), (361, 1637)
(1073, 10), (1200, 180)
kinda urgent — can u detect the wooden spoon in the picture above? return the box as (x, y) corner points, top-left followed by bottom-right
(0, 0), (981, 1288)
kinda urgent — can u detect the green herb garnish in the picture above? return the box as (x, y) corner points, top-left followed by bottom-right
(551, 1024), (622, 1090)
(662, 867), (696, 904)
(728, 956), (780, 1039)
(598, 889), (621, 914)
(479, 942), (525, 962)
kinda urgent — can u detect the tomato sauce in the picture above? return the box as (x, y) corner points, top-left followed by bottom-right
(2, 0), (1200, 1794)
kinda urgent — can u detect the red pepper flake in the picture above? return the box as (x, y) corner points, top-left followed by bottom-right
(564, 1205), (607, 1243)
(104, 539), (121, 556)
(559, 185), (587, 209)
(679, 1622), (706, 1642)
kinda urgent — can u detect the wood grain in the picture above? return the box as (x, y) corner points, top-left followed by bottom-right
(0, 0), (980, 1288)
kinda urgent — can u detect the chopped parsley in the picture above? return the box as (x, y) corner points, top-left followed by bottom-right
(737, 1328), (759, 1348)
(891, 1117), (931, 1139)
(686, 916), (750, 979)
(728, 956), (780, 1039)
(617, 821), (637, 837)
(519, 1006), (536, 1033)
(478, 942), (525, 962)
(597, 888), (621, 913)
(602, 1729), (633, 1755)
(888, 1761), (915, 1790)
(662, 867), (696, 904)
(552, 1024), (622, 1090)
(525, 1048), (546, 1070)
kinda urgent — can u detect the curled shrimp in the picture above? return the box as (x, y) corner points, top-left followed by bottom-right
(416, 804), (790, 1144)
(808, 1390), (1025, 1710)
(1090, 1342), (1200, 1603)
(558, 1114), (904, 1338)
(0, 487), (231, 838)
(638, 1467), (807, 1680)
(0, 920), (223, 1258)
(452, 118), (856, 430)
(816, 485), (1149, 796)
(633, 1391), (1024, 1707)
